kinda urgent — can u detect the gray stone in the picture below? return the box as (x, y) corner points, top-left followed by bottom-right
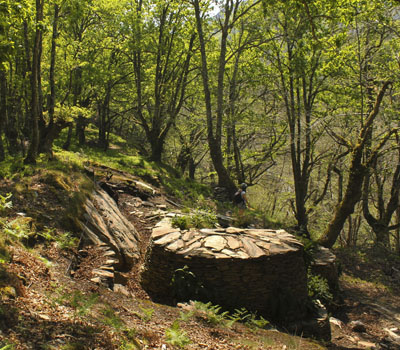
(241, 237), (265, 258)
(226, 236), (241, 250)
(226, 227), (245, 234)
(166, 239), (184, 251)
(92, 269), (114, 278)
(78, 188), (140, 270)
(152, 226), (178, 238)
(114, 284), (131, 297)
(179, 241), (202, 255)
(154, 231), (181, 246)
(90, 277), (102, 284)
(204, 235), (226, 251)
(182, 231), (195, 242)
(221, 249), (241, 258)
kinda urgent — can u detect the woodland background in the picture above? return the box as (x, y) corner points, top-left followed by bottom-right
(2, 0), (400, 251)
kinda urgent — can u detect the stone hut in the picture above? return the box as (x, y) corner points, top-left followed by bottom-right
(140, 218), (309, 323)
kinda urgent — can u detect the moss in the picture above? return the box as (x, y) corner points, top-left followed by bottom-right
(0, 286), (17, 299)
(41, 170), (75, 192)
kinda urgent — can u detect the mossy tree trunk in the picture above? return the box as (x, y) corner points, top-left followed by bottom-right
(319, 82), (392, 248)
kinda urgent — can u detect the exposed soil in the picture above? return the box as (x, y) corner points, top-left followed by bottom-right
(1, 170), (400, 349)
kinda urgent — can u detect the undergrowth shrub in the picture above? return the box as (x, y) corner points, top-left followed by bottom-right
(1, 217), (34, 242)
(37, 228), (79, 250)
(0, 193), (12, 214)
(0, 341), (15, 350)
(165, 320), (191, 348)
(232, 209), (255, 228)
(138, 306), (154, 322)
(229, 307), (269, 329)
(307, 269), (333, 307)
(170, 265), (206, 302)
(193, 301), (229, 326)
(101, 306), (125, 331)
(171, 211), (217, 230)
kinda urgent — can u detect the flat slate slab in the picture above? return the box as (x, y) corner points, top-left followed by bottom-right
(140, 217), (309, 323)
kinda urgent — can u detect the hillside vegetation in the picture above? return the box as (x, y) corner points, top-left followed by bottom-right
(0, 141), (400, 349)
(1, 0), (400, 348)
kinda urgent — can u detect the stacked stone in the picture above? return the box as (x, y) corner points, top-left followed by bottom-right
(140, 218), (309, 323)
(79, 188), (141, 271)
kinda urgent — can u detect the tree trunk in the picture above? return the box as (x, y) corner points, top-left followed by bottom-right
(188, 158), (196, 180)
(319, 150), (366, 248)
(0, 69), (7, 161)
(150, 137), (163, 163)
(76, 114), (87, 146)
(40, 121), (72, 156)
(193, 0), (236, 193)
(24, 0), (44, 165)
(319, 82), (391, 248)
(62, 123), (73, 150)
(48, 3), (59, 126)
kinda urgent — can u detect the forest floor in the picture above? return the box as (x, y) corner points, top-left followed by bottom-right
(1, 170), (400, 349)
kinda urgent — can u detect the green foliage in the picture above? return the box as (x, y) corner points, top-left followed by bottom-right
(178, 309), (195, 322)
(0, 217), (33, 242)
(171, 216), (191, 230)
(0, 193), (12, 214)
(119, 339), (141, 350)
(38, 256), (53, 268)
(229, 307), (269, 329)
(170, 266), (205, 302)
(232, 209), (255, 228)
(307, 270), (333, 306)
(101, 306), (124, 331)
(165, 320), (191, 349)
(299, 237), (318, 268)
(192, 301), (229, 326)
(138, 306), (154, 322)
(57, 290), (99, 319)
(0, 342), (15, 350)
(60, 343), (86, 350)
(119, 328), (141, 349)
(171, 211), (217, 230)
(37, 228), (79, 250)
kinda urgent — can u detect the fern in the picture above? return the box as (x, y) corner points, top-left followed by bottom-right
(165, 321), (191, 348)
(229, 307), (269, 329)
(2, 218), (31, 241)
(0, 193), (12, 214)
(193, 301), (229, 325)
(138, 306), (154, 322)
(101, 306), (124, 331)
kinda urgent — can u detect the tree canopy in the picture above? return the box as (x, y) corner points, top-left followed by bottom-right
(2, 0), (400, 249)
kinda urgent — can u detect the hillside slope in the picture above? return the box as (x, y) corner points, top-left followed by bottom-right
(0, 153), (399, 349)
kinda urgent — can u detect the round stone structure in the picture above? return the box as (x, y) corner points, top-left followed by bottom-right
(140, 218), (309, 322)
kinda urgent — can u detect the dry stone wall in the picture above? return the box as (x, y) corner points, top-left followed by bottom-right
(140, 218), (309, 322)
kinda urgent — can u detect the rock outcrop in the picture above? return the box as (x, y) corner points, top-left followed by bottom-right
(78, 188), (140, 271)
(140, 218), (309, 323)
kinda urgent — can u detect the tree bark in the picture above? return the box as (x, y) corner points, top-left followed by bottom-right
(193, 0), (236, 193)
(0, 69), (7, 161)
(48, 3), (59, 126)
(62, 123), (73, 150)
(24, 0), (44, 165)
(319, 82), (391, 248)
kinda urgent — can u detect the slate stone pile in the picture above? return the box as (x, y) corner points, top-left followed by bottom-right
(79, 188), (141, 271)
(140, 218), (309, 322)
